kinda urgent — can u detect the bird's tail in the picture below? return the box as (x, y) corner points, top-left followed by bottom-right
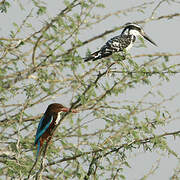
(84, 49), (113, 62)
(84, 50), (101, 62)
(36, 141), (41, 160)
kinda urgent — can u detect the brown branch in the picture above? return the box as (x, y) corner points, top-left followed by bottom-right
(55, 13), (180, 60)
(33, 62), (114, 179)
(151, 0), (167, 18)
(110, 70), (180, 75)
(89, 2), (154, 26)
(45, 130), (180, 168)
(0, 0), (6, 5)
(84, 130), (180, 179)
(133, 52), (180, 58)
(31, 0), (80, 66)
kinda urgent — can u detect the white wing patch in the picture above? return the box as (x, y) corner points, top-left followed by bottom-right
(112, 41), (119, 47)
(55, 112), (62, 125)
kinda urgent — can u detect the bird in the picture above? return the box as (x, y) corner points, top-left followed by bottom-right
(84, 22), (157, 62)
(34, 103), (78, 160)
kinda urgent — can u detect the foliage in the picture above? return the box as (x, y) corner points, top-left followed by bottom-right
(0, 0), (180, 179)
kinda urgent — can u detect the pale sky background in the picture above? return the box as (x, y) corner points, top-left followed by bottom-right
(0, 0), (180, 179)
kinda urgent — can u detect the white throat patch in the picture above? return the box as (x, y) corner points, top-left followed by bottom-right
(55, 111), (62, 125)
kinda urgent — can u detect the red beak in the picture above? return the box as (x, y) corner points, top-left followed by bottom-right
(61, 107), (78, 113)
(71, 109), (78, 113)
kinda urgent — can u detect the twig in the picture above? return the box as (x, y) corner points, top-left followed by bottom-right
(45, 130), (180, 168)
(110, 70), (180, 74)
(55, 13), (180, 59)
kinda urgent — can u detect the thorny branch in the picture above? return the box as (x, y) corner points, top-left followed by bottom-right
(31, 0), (80, 66)
(33, 65), (179, 178)
(1, 1), (180, 179)
(55, 13), (180, 59)
(33, 62), (115, 179)
(43, 130), (180, 167)
(83, 130), (180, 179)
(0, 12), (179, 91)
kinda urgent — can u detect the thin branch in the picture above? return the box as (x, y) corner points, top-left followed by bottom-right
(88, 2), (154, 26)
(33, 63), (115, 178)
(84, 130), (180, 179)
(31, 0), (80, 66)
(110, 70), (180, 75)
(151, 0), (167, 18)
(133, 52), (180, 58)
(45, 130), (180, 168)
(55, 13), (180, 59)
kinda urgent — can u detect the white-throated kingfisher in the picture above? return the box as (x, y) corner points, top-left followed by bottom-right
(34, 103), (78, 159)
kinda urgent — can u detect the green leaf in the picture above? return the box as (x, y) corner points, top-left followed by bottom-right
(0, 1), (10, 13)
(37, 6), (47, 15)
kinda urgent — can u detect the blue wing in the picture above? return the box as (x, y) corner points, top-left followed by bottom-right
(34, 114), (53, 145)
(36, 140), (41, 160)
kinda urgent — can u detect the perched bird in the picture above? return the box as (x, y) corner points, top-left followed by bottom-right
(84, 22), (157, 62)
(34, 103), (77, 159)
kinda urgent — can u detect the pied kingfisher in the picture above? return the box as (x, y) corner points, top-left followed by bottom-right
(84, 23), (157, 62)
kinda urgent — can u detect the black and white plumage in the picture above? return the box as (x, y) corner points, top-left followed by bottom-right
(84, 23), (157, 62)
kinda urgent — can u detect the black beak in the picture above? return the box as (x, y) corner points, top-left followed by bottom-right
(141, 31), (157, 46)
